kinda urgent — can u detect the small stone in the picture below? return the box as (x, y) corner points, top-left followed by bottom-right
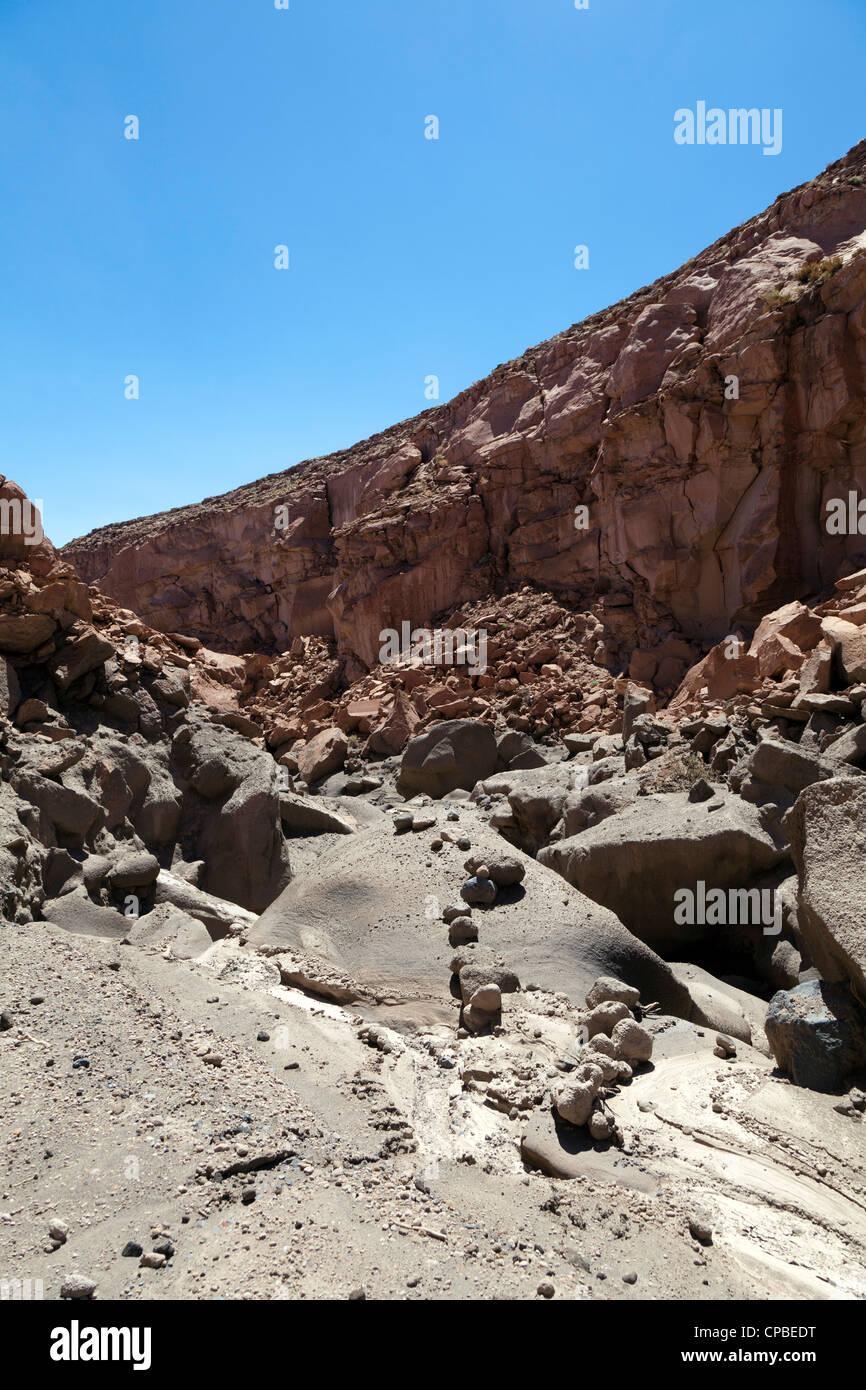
(589, 1110), (614, 1141)
(460, 876), (497, 906)
(256, 1030), (270, 1042)
(469, 983), (502, 1015)
(688, 778), (714, 803)
(60, 1273), (96, 1300)
(586, 1000), (631, 1038)
(464, 853), (526, 887)
(347, 1287), (367, 1300)
(139, 1251), (167, 1269)
(121, 1241), (143, 1258)
(447, 916), (478, 947)
(153, 1238), (175, 1258)
(48, 1219), (69, 1244)
(622, 1271), (638, 1285)
(585, 976), (640, 1010)
(241, 1186), (257, 1204)
(536, 1281), (555, 1299)
(202, 1053), (223, 1066)
(610, 1018), (653, 1062)
(555, 1081), (594, 1127)
(0, 1010), (13, 1032)
(688, 1215), (713, 1245)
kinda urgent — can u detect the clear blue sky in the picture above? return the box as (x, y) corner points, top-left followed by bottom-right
(1, 0), (863, 545)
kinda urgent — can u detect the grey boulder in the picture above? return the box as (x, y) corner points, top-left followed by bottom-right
(787, 777), (866, 1001)
(397, 720), (498, 799)
(765, 979), (866, 1091)
(538, 790), (785, 946)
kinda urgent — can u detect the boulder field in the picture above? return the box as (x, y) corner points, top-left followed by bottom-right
(4, 477), (866, 1300)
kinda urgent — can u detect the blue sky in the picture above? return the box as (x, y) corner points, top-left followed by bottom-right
(1, 0), (863, 546)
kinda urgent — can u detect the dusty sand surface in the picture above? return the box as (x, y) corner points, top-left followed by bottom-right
(3, 907), (863, 1302)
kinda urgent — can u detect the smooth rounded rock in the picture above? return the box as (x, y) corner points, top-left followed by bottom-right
(610, 1018), (653, 1062)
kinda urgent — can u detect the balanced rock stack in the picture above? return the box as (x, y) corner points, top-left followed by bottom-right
(554, 977), (654, 1142)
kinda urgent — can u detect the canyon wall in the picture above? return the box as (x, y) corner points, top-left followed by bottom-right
(64, 142), (866, 673)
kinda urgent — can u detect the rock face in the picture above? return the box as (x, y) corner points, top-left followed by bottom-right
(63, 144), (866, 681)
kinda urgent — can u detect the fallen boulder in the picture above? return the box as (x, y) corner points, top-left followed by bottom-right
(296, 727), (348, 785)
(154, 869), (257, 937)
(765, 979), (866, 1091)
(278, 793), (355, 836)
(397, 719), (498, 799)
(538, 790), (785, 946)
(787, 778), (866, 1001)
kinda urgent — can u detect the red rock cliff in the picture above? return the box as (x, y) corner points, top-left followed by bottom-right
(64, 142), (866, 673)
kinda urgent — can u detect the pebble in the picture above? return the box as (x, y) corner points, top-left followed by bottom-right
(121, 1241), (143, 1257)
(139, 1252), (167, 1270)
(688, 1215), (713, 1244)
(60, 1274), (96, 1300)
(536, 1281), (555, 1299)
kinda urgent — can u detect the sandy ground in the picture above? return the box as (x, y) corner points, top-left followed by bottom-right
(2, 904), (864, 1302)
